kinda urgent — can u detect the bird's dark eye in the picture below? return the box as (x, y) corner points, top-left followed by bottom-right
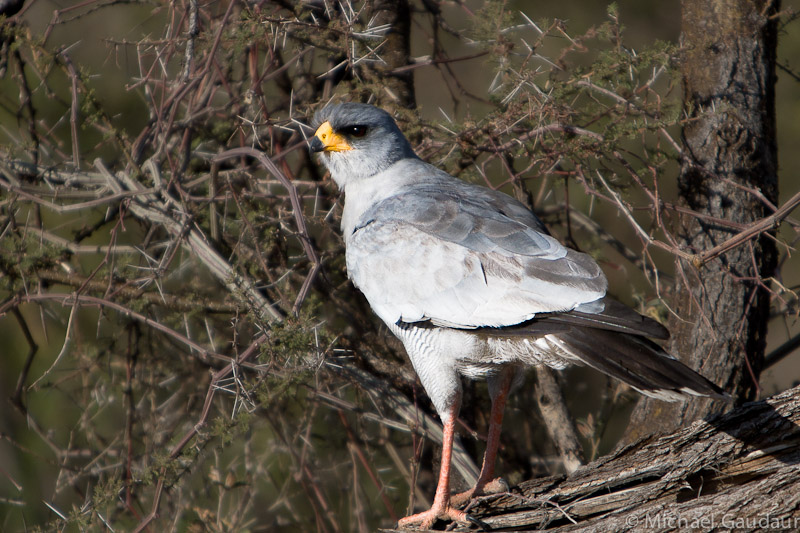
(341, 125), (368, 138)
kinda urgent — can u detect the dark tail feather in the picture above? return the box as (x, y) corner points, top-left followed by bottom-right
(472, 298), (729, 401)
(552, 328), (730, 402)
(558, 298), (670, 339)
(482, 297), (671, 340)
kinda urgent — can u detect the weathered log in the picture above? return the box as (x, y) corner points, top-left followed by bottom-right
(382, 385), (800, 531)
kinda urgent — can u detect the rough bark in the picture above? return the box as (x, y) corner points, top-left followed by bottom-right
(625, 0), (779, 441)
(381, 385), (800, 532)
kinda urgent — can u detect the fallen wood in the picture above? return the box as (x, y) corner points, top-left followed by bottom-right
(382, 385), (800, 531)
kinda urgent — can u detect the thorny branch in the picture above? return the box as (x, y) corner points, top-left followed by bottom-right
(214, 147), (321, 316)
(0, 2), (797, 531)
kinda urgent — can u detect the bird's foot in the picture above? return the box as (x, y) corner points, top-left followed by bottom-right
(450, 477), (509, 507)
(397, 503), (468, 530)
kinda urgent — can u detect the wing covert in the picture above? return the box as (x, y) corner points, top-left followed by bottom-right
(346, 190), (607, 329)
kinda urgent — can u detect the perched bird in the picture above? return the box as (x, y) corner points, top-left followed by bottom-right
(309, 103), (727, 529)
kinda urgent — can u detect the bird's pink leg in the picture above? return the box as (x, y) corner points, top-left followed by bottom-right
(398, 405), (467, 529)
(452, 369), (514, 506)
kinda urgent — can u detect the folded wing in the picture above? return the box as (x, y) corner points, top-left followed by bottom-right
(346, 187), (607, 328)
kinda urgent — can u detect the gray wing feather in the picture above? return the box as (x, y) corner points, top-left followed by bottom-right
(370, 189), (563, 256)
(346, 187), (607, 329)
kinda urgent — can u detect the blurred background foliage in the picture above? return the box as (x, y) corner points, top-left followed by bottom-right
(0, 0), (798, 531)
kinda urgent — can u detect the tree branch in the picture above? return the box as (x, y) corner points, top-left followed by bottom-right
(381, 385), (800, 531)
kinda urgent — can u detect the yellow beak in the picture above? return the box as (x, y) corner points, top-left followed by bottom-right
(310, 121), (352, 153)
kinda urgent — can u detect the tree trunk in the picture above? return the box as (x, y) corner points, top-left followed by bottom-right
(367, 0), (416, 108)
(625, 0), (779, 442)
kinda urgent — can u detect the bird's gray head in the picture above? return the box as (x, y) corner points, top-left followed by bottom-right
(309, 103), (417, 190)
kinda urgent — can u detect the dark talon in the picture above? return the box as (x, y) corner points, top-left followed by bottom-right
(465, 514), (491, 531)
